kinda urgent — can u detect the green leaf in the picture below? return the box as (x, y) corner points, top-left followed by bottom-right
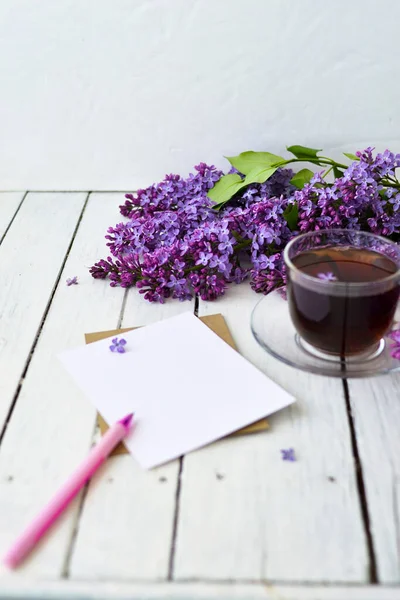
(333, 166), (343, 178)
(207, 173), (247, 206)
(343, 152), (359, 161)
(283, 202), (299, 231)
(225, 151), (285, 175)
(290, 168), (314, 189)
(287, 145), (322, 159)
(243, 165), (278, 185)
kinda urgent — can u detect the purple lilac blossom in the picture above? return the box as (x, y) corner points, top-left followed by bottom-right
(317, 272), (338, 281)
(91, 149), (400, 303)
(281, 448), (296, 462)
(109, 337), (127, 353)
(276, 286), (287, 300)
(388, 328), (400, 360)
(66, 276), (78, 286)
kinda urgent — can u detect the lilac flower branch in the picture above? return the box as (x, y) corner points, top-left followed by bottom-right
(91, 148), (400, 303)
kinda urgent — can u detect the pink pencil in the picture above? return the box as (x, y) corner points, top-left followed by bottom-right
(3, 413), (134, 569)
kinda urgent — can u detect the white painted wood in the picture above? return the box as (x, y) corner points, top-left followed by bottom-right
(347, 374), (400, 583)
(1, 189), (396, 590)
(174, 285), (368, 582)
(0, 581), (399, 600)
(70, 288), (194, 579)
(0, 193), (126, 578)
(1, 1), (400, 189)
(0, 192), (86, 430)
(0, 192), (24, 241)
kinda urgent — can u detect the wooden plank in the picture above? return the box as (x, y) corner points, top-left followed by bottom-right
(0, 193), (126, 577)
(69, 289), (194, 579)
(0, 582), (399, 600)
(0, 192), (86, 430)
(0, 192), (25, 242)
(347, 374), (400, 583)
(174, 285), (369, 582)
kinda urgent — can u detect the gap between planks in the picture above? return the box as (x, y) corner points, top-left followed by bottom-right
(0, 191), (28, 246)
(342, 378), (378, 583)
(0, 192), (91, 445)
(61, 288), (129, 578)
(68, 286), (373, 583)
(168, 458), (184, 580)
(168, 293), (197, 579)
(0, 193), (383, 582)
(173, 286), (369, 583)
(0, 191), (128, 577)
(66, 286), (195, 580)
(0, 192), (89, 431)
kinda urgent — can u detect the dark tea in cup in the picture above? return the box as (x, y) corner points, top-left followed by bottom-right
(284, 231), (400, 358)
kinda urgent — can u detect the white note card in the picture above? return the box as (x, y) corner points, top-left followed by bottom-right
(59, 313), (295, 469)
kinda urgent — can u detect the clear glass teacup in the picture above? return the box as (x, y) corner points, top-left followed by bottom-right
(283, 229), (400, 359)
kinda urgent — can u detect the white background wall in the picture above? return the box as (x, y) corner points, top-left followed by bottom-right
(0, 0), (399, 190)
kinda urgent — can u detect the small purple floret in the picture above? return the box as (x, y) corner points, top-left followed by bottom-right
(109, 337), (127, 353)
(66, 276), (78, 286)
(281, 448), (296, 462)
(317, 272), (337, 282)
(388, 327), (400, 360)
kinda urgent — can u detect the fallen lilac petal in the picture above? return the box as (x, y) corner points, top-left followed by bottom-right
(109, 337), (127, 354)
(66, 276), (78, 286)
(281, 448), (296, 462)
(317, 272), (337, 282)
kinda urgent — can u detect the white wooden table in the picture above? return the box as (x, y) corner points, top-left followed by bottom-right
(0, 192), (399, 600)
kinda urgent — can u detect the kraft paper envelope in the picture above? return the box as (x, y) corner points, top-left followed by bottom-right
(85, 313), (269, 456)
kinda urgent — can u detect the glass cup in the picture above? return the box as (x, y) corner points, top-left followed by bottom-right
(283, 229), (400, 360)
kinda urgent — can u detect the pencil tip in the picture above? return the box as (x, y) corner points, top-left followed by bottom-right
(118, 413), (134, 428)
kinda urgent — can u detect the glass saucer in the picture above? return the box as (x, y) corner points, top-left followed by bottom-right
(251, 291), (400, 378)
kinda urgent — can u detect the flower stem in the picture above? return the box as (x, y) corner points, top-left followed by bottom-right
(322, 166), (334, 179)
(318, 157), (348, 169)
(382, 180), (400, 189)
